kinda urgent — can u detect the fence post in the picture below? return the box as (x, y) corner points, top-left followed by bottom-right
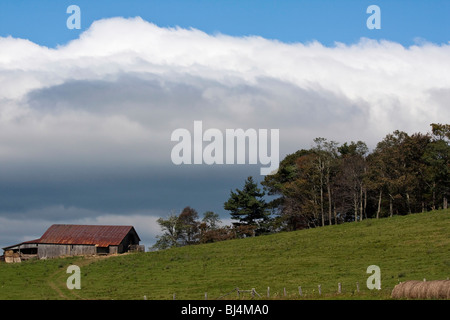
(318, 285), (321, 295)
(298, 286), (302, 297)
(205, 292), (208, 300)
(338, 283), (341, 294)
(267, 287), (270, 298)
(283, 287), (287, 297)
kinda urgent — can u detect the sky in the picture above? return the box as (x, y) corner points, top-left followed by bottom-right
(0, 1), (449, 250)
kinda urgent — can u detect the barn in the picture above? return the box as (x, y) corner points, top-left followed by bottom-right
(2, 224), (143, 263)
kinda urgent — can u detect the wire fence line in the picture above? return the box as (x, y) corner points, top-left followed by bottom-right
(216, 287), (262, 300)
(143, 282), (373, 300)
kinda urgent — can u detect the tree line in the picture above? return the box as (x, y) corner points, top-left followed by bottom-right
(152, 206), (258, 250)
(153, 123), (449, 250)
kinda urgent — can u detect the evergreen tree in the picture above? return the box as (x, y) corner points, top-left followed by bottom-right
(224, 176), (269, 233)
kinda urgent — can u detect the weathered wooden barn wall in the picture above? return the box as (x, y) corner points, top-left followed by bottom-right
(109, 246), (119, 254)
(118, 229), (140, 253)
(37, 244), (96, 259)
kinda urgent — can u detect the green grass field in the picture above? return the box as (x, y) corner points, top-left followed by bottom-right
(1, 209), (449, 300)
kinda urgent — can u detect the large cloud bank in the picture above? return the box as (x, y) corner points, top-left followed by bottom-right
(0, 17), (449, 247)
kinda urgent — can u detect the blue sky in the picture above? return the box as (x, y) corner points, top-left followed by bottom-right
(0, 0), (449, 48)
(0, 1), (449, 250)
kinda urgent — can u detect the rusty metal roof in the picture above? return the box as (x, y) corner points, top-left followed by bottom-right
(34, 224), (140, 247)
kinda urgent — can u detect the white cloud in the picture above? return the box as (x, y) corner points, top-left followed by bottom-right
(0, 17), (448, 164)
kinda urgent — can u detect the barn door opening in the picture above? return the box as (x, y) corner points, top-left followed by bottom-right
(96, 246), (109, 255)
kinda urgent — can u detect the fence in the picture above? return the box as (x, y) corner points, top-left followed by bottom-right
(143, 282), (367, 300)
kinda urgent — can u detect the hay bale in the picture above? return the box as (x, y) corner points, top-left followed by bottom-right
(391, 280), (421, 299)
(4, 250), (14, 257)
(392, 280), (450, 299)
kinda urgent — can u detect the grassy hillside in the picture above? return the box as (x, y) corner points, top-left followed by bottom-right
(0, 209), (449, 300)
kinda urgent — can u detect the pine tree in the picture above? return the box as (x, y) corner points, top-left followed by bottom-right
(224, 176), (269, 231)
